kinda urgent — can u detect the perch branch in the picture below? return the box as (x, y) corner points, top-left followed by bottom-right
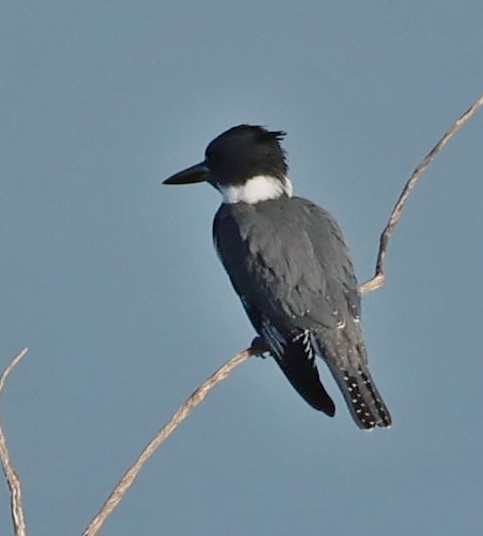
(359, 93), (483, 294)
(82, 94), (483, 535)
(82, 339), (265, 536)
(0, 348), (29, 536)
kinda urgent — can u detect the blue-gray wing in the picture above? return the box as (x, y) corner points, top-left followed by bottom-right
(213, 196), (360, 335)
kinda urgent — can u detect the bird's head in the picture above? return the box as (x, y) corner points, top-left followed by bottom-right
(163, 125), (292, 204)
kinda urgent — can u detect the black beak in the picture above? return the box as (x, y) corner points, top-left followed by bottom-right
(163, 162), (211, 185)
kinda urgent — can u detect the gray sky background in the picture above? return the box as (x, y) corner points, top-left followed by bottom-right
(2, 2), (483, 535)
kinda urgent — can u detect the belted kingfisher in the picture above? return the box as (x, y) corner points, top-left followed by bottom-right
(164, 125), (391, 429)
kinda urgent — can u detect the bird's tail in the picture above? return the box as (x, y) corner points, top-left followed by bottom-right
(328, 362), (392, 430)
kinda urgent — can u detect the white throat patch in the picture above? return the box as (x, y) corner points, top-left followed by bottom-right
(220, 175), (293, 204)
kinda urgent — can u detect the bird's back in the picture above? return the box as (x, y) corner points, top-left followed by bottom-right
(213, 196), (360, 334)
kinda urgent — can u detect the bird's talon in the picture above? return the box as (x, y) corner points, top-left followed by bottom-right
(251, 336), (268, 357)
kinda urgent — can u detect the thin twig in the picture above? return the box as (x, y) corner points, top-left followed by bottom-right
(82, 340), (265, 536)
(359, 94), (483, 295)
(0, 348), (29, 536)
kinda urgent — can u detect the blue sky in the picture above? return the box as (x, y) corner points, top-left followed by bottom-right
(1, 2), (483, 535)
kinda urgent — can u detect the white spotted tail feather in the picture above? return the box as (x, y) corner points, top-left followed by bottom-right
(311, 327), (392, 430)
(330, 365), (392, 430)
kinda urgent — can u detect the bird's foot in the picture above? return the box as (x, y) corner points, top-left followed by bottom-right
(251, 336), (270, 358)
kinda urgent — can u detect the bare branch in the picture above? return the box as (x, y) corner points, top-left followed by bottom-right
(82, 339), (265, 536)
(359, 94), (483, 295)
(0, 348), (29, 536)
(81, 95), (483, 534)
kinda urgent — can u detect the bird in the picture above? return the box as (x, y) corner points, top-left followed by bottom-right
(163, 125), (391, 430)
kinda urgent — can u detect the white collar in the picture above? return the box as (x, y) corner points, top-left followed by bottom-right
(219, 175), (293, 204)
